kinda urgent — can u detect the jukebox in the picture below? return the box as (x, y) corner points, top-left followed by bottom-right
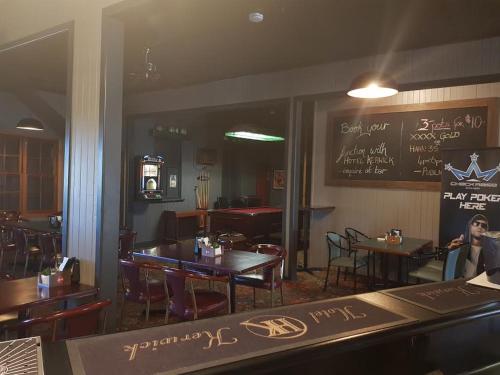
(137, 155), (165, 201)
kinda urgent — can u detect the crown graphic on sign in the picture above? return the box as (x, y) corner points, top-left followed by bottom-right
(444, 153), (500, 182)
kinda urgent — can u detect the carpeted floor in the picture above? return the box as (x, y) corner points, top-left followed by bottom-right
(117, 268), (371, 332)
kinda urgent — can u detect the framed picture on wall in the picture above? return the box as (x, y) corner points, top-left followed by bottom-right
(273, 169), (285, 189)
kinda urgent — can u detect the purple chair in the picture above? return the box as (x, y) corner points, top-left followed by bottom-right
(119, 259), (168, 323)
(163, 267), (230, 323)
(234, 244), (287, 307)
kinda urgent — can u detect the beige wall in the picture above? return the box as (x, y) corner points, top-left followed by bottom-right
(308, 82), (500, 267)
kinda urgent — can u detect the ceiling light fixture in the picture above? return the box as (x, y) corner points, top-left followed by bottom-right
(129, 47), (160, 82)
(16, 118), (44, 131)
(225, 124), (284, 142)
(249, 12), (264, 23)
(347, 72), (398, 99)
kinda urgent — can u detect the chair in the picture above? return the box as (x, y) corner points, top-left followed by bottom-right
(119, 228), (137, 259)
(52, 232), (63, 257)
(164, 267), (230, 322)
(345, 227), (372, 280)
(345, 227), (370, 244)
(13, 228), (42, 277)
(408, 243), (469, 283)
(38, 233), (58, 270)
(324, 232), (368, 292)
(234, 244), (287, 308)
(119, 259), (168, 323)
(0, 229), (17, 278)
(16, 299), (111, 342)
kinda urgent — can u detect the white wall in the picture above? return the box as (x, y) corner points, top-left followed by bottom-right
(308, 82), (500, 267)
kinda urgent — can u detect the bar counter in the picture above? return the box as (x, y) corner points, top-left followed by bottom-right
(44, 280), (500, 375)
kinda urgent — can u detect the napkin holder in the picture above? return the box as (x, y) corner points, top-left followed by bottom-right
(201, 243), (223, 257)
(38, 270), (71, 288)
(386, 235), (402, 245)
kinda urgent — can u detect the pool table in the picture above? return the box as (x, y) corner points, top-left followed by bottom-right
(208, 207), (282, 241)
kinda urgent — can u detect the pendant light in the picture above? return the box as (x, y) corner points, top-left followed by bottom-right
(16, 118), (44, 131)
(347, 72), (398, 99)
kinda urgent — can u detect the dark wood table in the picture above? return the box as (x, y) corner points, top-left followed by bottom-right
(352, 237), (433, 287)
(0, 277), (98, 317)
(133, 241), (280, 313)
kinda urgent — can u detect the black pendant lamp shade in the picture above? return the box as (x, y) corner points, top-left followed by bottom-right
(16, 118), (44, 131)
(347, 72), (398, 98)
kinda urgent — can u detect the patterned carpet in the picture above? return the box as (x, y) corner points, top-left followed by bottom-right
(117, 268), (371, 332)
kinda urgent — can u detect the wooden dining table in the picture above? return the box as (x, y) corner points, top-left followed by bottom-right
(352, 237), (433, 288)
(133, 240), (280, 313)
(0, 277), (98, 318)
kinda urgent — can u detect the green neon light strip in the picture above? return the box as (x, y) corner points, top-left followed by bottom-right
(225, 131), (284, 142)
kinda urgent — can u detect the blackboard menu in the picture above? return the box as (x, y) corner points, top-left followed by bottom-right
(326, 99), (495, 190)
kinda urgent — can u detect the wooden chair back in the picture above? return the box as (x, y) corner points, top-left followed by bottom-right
(18, 299), (111, 342)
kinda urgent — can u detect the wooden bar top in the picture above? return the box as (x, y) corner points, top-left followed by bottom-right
(44, 279), (500, 375)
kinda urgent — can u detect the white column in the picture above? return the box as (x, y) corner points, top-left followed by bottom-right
(67, 6), (104, 285)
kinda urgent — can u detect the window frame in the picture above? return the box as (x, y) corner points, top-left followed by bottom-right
(0, 132), (62, 217)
